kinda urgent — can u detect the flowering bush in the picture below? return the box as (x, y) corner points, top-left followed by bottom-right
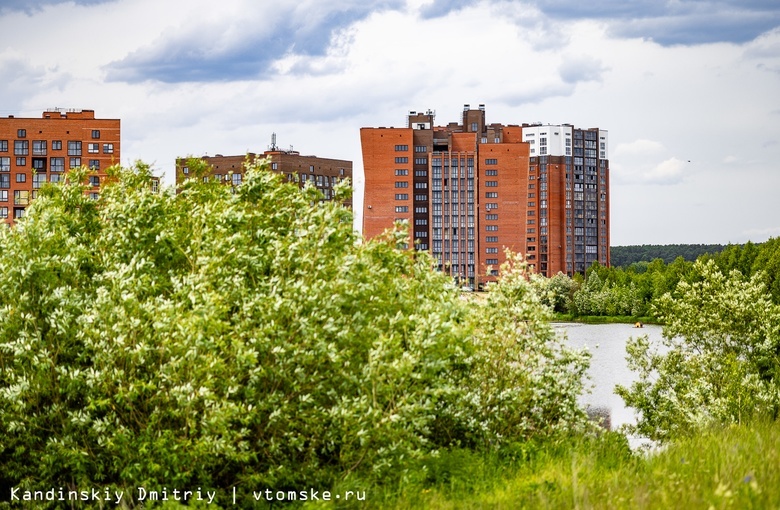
(0, 160), (589, 504)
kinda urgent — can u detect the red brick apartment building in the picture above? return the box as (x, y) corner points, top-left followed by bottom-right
(0, 109), (120, 226)
(361, 105), (609, 287)
(177, 145), (352, 208)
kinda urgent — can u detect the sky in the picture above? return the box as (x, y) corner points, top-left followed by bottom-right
(1, 0), (779, 246)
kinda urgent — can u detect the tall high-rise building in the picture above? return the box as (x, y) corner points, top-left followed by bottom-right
(361, 105), (609, 286)
(176, 145), (352, 208)
(0, 109), (121, 226)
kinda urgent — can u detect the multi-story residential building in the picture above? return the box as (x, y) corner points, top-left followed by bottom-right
(0, 108), (120, 225)
(177, 143), (352, 208)
(360, 105), (609, 286)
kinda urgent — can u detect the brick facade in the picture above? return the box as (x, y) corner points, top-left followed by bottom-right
(0, 109), (120, 226)
(177, 150), (352, 208)
(361, 105), (610, 286)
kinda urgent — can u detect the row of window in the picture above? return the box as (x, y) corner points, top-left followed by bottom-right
(2, 140), (114, 156)
(11, 129), (101, 139)
(1, 156), (102, 171)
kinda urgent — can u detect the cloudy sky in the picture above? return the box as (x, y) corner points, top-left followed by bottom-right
(1, 0), (779, 245)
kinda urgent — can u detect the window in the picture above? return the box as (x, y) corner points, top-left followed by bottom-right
(88, 143), (99, 153)
(32, 140), (47, 155)
(16, 157), (26, 166)
(32, 173), (46, 189)
(0, 190), (7, 202)
(485, 192), (498, 198)
(67, 141), (82, 156)
(486, 247), (499, 253)
(50, 174), (61, 184)
(395, 206), (409, 213)
(0, 175), (8, 188)
(91, 130), (100, 139)
(232, 173), (242, 185)
(52, 140), (62, 150)
(69, 157), (81, 168)
(485, 158), (497, 165)
(89, 176), (100, 187)
(15, 173), (26, 183)
(414, 194), (427, 201)
(0, 157), (9, 171)
(414, 158), (427, 165)
(32, 158), (45, 171)
(50, 157), (65, 172)
(395, 193), (409, 200)
(103, 143), (114, 154)
(414, 206), (428, 213)
(486, 214), (498, 220)
(415, 219), (428, 225)
(414, 182), (427, 189)
(414, 169), (427, 177)
(0, 141), (7, 152)
(394, 157), (408, 163)
(394, 169), (408, 176)
(14, 140), (29, 155)
(485, 258), (499, 265)
(14, 190), (29, 205)
(89, 192), (99, 201)
(485, 169), (498, 176)
(89, 160), (100, 170)
(17, 129), (26, 138)
(485, 202), (498, 210)
(395, 181), (408, 188)
(394, 145), (408, 151)
(14, 207), (25, 219)
(486, 225), (498, 231)
(485, 181), (498, 187)
(0, 207), (6, 219)
(415, 145), (427, 153)
(486, 237), (498, 243)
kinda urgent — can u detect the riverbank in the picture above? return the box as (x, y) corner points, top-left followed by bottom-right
(552, 313), (659, 325)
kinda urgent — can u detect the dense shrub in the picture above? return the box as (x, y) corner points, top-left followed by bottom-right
(616, 259), (780, 442)
(0, 160), (590, 507)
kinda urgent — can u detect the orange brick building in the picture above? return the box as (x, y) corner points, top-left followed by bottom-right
(0, 109), (120, 225)
(361, 105), (609, 287)
(177, 145), (352, 208)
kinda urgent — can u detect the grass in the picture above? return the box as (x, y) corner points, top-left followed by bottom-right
(552, 313), (658, 325)
(315, 420), (780, 509)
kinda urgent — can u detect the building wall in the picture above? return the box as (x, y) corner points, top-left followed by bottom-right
(0, 109), (120, 226)
(360, 128), (415, 243)
(177, 150), (353, 208)
(361, 106), (610, 282)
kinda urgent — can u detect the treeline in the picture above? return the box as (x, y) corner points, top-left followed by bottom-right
(536, 238), (780, 319)
(610, 243), (726, 266)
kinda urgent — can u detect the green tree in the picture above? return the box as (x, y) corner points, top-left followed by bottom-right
(617, 259), (780, 443)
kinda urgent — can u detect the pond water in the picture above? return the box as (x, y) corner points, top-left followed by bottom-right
(552, 322), (665, 435)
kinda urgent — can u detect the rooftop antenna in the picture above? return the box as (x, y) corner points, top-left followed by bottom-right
(270, 132), (278, 151)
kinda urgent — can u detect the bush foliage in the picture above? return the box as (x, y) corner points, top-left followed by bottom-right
(617, 259), (780, 442)
(0, 160), (590, 506)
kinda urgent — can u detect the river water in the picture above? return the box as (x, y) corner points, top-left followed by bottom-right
(552, 322), (666, 435)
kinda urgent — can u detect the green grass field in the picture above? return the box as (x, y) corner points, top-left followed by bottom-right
(318, 420), (779, 509)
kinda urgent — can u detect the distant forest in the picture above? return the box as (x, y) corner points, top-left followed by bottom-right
(610, 244), (727, 266)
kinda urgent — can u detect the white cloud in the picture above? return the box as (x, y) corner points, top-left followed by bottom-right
(1, 0), (778, 245)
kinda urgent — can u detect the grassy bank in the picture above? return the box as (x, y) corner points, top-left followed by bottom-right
(318, 420), (779, 509)
(552, 313), (658, 325)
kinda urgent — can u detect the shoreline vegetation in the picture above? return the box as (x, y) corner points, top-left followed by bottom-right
(0, 161), (777, 509)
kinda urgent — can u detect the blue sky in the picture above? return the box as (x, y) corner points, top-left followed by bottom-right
(1, 0), (779, 245)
